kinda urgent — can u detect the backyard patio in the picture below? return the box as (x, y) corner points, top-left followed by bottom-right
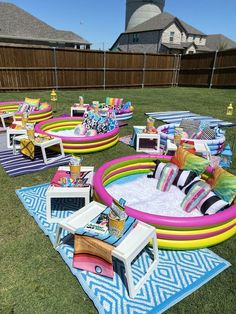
(0, 87), (235, 313)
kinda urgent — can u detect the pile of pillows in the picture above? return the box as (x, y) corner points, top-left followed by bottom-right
(148, 146), (236, 215)
(178, 118), (225, 140)
(74, 111), (118, 136)
(18, 97), (41, 113)
(105, 97), (133, 113)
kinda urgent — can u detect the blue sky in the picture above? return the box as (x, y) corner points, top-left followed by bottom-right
(5, 0), (236, 50)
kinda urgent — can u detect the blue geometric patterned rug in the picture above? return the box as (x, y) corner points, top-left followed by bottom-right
(16, 184), (231, 314)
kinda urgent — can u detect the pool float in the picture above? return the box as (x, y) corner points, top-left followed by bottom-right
(158, 123), (225, 155)
(34, 117), (119, 154)
(0, 101), (52, 123)
(93, 154), (236, 250)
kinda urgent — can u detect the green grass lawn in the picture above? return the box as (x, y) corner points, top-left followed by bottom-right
(1, 87), (236, 314)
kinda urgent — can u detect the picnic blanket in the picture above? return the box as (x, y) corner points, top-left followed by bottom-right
(0, 149), (71, 176)
(145, 111), (235, 127)
(16, 183), (231, 314)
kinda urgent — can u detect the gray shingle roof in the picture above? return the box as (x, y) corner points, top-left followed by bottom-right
(177, 19), (205, 36)
(125, 12), (175, 33)
(0, 2), (90, 44)
(125, 12), (205, 36)
(206, 34), (236, 51)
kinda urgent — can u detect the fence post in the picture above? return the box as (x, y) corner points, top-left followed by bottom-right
(209, 50), (218, 89)
(175, 54), (181, 87)
(171, 54), (177, 87)
(103, 50), (106, 90)
(52, 47), (58, 89)
(142, 52), (146, 88)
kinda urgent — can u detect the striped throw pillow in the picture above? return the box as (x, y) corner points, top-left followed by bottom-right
(173, 169), (199, 190)
(181, 181), (211, 213)
(197, 191), (229, 215)
(148, 160), (167, 179)
(181, 177), (202, 194)
(157, 163), (179, 192)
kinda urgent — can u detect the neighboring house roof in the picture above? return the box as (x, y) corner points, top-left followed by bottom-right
(161, 43), (185, 50)
(206, 34), (236, 51)
(162, 42), (210, 52)
(125, 12), (206, 36)
(0, 2), (91, 45)
(177, 19), (205, 36)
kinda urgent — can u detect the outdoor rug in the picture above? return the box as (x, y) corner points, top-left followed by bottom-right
(119, 134), (132, 146)
(0, 149), (71, 176)
(16, 183), (231, 314)
(145, 111), (235, 127)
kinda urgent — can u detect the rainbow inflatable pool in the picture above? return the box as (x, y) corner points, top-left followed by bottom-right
(34, 117), (120, 154)
(93, 154), (236, 250)
(0, 101), (52, 123)
(157, 123), (225, 155)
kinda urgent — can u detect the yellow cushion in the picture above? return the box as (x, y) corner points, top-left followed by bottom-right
(24, 97), (40, 108)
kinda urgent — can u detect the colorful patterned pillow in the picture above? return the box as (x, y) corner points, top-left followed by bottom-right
(171, 146), (210, 175)
(214, 127), (225, 139)
(24, 97), (40, 109)
(96, 117), (108, 134)
(179, 119), (200, 137)
(200, 127), (215, 140)
(181, 181), (211, 213)
(157, 163), (179, 192)
(207, 166), (236, 204)
(197, 191), (229, 215)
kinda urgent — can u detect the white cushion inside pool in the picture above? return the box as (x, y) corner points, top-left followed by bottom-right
(106, 174), (202, 217)
(48, 129), (85, 137)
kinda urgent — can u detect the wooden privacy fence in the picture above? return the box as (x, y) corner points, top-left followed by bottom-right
(0, 45), (235, 90)
(179, 49), (236, 88)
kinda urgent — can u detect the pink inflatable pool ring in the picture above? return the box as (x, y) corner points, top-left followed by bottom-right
(0, 101), (52, 123)
(157, 123), (225, 155)
(93, 154), (236, 250)
(34, 117), (119, 154)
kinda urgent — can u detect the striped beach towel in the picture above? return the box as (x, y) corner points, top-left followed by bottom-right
(0, 149), (71, 176)
(145, 111), (235, 127)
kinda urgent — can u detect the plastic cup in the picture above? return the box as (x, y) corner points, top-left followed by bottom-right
(69, 164), (81, 180)
(22, 117), (28, 128)
(108, 211), (126, 238)
(27, 128), (35, 140)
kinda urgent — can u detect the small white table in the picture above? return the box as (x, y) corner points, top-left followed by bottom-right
(13, 134), (65, 164)
(165, 139), (211, 160)
(134, 126), (160, 153)
(46, 166), (94, 223)
(0, 112), (16, 129)
(71, 105), (88, 117)
(54, 201), (159, 299)
(6, 125), (27, 149)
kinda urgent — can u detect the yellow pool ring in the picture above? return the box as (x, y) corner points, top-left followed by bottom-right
(155, 218), (236, 236)
(156, 226), (236, 250)
(62, 138), (119, 153)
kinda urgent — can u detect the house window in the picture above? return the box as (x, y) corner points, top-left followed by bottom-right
(192, 35), (196, 41)
(169, 32), (175, 42)
(133, 33), (139, 43)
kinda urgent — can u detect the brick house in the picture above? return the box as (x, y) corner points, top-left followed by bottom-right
(111, 0), (236, 54)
